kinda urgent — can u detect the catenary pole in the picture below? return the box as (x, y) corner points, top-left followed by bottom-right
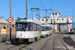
(10, 0), (12, 41)
(26, 0), (28, 19)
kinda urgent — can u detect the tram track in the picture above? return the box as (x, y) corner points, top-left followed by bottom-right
(40, 33), (67, 50)
(6, 42), (30, 50)
(53, 34), (64, 50)
(40, 34), (62, 50)
(7, 44), (27, 50)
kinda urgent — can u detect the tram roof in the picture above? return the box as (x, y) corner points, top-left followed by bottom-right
(16, 19), (42, 25)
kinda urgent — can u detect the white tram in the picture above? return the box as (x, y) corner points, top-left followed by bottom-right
(16, 17), (42, 42)
(16, 17), (52, 42)
(41, 24), (52, 37)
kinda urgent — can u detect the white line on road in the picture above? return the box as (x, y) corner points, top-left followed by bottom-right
(54, 46), (65, 48)
(54, 46), (75, 50)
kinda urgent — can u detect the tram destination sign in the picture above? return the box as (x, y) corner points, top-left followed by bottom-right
(17, 19), (27, 22)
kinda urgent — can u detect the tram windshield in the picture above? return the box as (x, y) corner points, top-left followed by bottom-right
(16, 23), (30, 31)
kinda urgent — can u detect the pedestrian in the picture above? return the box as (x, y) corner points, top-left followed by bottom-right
(1, 26), (7, 42)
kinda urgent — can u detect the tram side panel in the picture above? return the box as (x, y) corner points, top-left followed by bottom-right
(16, 31), (41, 42)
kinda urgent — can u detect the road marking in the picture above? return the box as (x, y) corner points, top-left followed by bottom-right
(54, 46), (65, 48)
(54, 46), (75, 49)
(67, 46), (74, 49)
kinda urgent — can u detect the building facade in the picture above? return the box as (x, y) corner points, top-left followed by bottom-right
(39, 12), (73, 32)
(0, 17), (16, 34)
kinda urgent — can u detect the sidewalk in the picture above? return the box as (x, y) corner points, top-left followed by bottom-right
(0, 34), (16, 42)
(71, 34), (75, 41)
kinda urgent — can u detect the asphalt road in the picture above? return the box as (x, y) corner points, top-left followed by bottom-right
(0, 32), (73, 50)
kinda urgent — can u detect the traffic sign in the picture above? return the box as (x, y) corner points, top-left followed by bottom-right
(7, 17), (14, 23)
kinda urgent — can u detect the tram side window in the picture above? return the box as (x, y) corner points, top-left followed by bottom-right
(37, 25), (39, 31)
(39, 26), (42, 31)
(44, 27), (46, 31)
(37, 25), (42, 31)
(46, 27), (49, 31)
(26, 23), (30, 31)
(33, 23), (37, 31)
(49, 27), (52, 30)
(42, 27), (45, 31)
(30, 23), (33, 31)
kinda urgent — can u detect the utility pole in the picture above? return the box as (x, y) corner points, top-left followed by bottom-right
(10, 0), (12, 17)
(26, 0), (28, 19)
(10, 0), (11, 41)
(46, 10), (47, 23)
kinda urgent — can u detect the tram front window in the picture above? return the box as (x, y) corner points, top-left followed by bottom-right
(16, 23), (29, 31)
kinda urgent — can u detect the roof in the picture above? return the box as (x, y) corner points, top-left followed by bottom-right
(39, 17), (51, 18)
(0, 17), (16, 24)
(0, 17), (3, 19)
(50, 12), (60, 14)
(39, 16), (73, 19)
(59, 16), (73, 18)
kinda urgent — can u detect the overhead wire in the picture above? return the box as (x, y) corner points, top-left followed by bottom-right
(50, 0), (53, 12)
(29, 0), (44, 15)
(31, 0), (42, 8)
(28, 0), (39, 18)
(28, 0), (34, 7)
(40, 0), (45, 9)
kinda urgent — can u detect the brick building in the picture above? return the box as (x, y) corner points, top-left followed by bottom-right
(0, 17), (16, 34)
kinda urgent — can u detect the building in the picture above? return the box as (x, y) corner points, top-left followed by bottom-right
(39, 12), (73, 32)
(0, 17), (16, 34)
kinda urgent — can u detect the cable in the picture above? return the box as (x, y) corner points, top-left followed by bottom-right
(28, 0), (34, 7)
(50, 0), (53, 12)
(40, 0), (45, 9)
(31, 0), (42, 8)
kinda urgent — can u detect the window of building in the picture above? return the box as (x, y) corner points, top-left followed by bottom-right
(71, 18), (72, 20)
(7, 25), (9, 27)
(67, 18), (68, 20)
(46, 19), (48, 21)
(53, 13), (54, 15)
(57, 19), (59, 20)
(42, 19), (44, 21)
(55, 13), (57, 15)
(51, 19), (52, 24)
(12, 25), (14, 27)
(62, 18), (63, 20)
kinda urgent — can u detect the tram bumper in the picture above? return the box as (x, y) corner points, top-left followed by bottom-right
(16, 38), (28, 42)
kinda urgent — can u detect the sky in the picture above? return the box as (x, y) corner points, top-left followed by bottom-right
(0, 0), (75, 23)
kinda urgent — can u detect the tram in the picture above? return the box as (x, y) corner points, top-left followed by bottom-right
(16, 17), (42, 42)
(41, 24), (52, 37)
(16, 17), (52, 42)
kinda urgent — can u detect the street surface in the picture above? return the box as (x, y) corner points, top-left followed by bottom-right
(0, 32), (75, 50)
